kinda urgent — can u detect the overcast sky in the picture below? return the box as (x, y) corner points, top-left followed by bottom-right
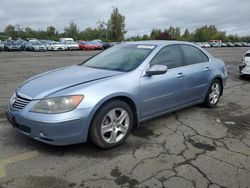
(1, 0), (250, 37)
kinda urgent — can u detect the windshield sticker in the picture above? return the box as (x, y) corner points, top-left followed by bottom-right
(137, 45), (155, 49)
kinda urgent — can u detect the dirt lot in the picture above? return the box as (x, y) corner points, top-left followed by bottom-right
(0, 48), (250, 188)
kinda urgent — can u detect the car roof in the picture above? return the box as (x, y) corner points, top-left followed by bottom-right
(125, 40), (195, 47)
(246, 50), (250, 54)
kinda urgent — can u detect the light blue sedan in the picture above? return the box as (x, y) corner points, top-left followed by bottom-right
(6, 41), (227, 148)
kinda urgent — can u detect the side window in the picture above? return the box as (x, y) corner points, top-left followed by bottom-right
(181, 45), (209, 65)
(150, 45), (182, 69)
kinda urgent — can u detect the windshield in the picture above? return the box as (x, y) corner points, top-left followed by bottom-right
(7, 41), (17, 45)
(81, 44), (155, 72)
(67, 41), (76, 44)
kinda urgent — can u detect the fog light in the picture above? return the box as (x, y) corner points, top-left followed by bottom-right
(40, 131), (47, 137)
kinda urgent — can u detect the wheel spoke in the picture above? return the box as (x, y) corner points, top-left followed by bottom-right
(101, 124), (113, 134)
(212, 95), (216, 104)
(209, 93), (214, 101)
(107, 109), (116, 122)
(118, 125), (127, 134)
(117, 111), (128, 125)
(109, 130), (118, 143)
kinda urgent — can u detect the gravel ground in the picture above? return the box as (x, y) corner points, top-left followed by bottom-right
(0, 48), (250, 188)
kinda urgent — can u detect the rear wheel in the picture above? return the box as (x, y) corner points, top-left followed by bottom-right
(203, 79), (222, 108)
(90, 100), (134, 149)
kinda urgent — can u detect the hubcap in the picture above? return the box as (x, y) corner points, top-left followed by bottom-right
(209, 82), (220, 104)
(101, 108), (130, 144)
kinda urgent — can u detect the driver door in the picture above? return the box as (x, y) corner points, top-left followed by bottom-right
(140, 45), (185, 119)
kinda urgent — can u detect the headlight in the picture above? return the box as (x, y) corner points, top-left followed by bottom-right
(30, 95), (84, 114)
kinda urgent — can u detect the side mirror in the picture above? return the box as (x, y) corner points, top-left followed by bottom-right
(146, 65), (168, 76)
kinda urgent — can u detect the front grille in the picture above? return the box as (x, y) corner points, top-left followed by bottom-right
(12, 95), (31, 110)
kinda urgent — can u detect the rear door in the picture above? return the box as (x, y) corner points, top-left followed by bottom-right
(179, 44), (211, 103)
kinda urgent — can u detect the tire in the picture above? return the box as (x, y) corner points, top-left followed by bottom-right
(89, 100), (134, 149)
(203, 79), (222, 108)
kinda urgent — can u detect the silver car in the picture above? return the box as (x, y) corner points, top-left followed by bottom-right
(26, 41), (47, 51)
(6, 41), (227, 148)
(239, 50), (250, 77)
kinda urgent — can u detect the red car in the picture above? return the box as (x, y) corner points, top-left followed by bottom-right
(79, 42), (95, 50)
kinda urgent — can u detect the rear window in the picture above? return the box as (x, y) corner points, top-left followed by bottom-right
(180, 45), (209, 65)
(245, 53), (250, 57)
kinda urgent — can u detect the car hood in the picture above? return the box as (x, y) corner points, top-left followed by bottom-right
(69, 44), (79, 46)
(33, 45), (45, 47)
(18, 65), (122, 99)
(52, 44), (63, 47)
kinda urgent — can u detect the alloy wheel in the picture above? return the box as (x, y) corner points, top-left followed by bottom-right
(101, 108), (130, 144)
(209, 82), (220, 104)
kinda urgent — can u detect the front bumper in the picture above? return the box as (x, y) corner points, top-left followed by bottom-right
(6, 106), (93, 145)
(69, 46), (79, 50)
(53, 46), (65, 51)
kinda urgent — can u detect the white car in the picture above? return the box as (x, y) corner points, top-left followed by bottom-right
(239, 50), (250, 77)
(203, 42), (211, 48)
(51, 41), (66, 51)
(63, 41), (79, 50)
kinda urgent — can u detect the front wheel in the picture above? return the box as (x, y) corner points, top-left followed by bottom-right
(203, 79), (222, 108)
(89, 100), (134, 149)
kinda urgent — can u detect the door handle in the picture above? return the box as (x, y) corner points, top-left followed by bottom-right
(177, 73), (185, 78)
(205, 67), (211, 71)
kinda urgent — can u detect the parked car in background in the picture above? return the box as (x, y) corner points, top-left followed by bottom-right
(234, 42), (244, 47)
(79, 41), (95, 51)
(90, 41), (103, 50)
(60, 38), (79, 50)
(242, 42), (250, 47)
(220, 43), (228, 47)
(26, 41), (47, 51)
(196, 42), (204, 48)
(16, 39), (27, 51)
(239, 50), (250, 77)
(6, 41), (227, 148)
(210, 42), (221, 48)
(40, 40), (53, 51)
(4, 40), (22, 51)
(102, 42), (114, 50)
(62, 41), (79, 50)
(50, 41), (65, 51)
(203, 42), (211, 48)
(92, 39), (103, 44)
(226, 42), (235, 47)
(0, 41), (4, 51)
(60, 38), (74, 43)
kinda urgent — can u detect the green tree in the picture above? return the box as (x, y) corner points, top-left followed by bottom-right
(182, 29), (192, 41)
(193, 25), (225, 42)
(150, 28), (161, 40)
(24, 27), (36, 39)
(46, 26), (56, 36)
(107, 7), (126, 41)
(4, 24), (16, 38)
(226, 34), (239, 42)
(142, 34), (149, 40)
(166, 26), (181, 40)
(64, 21), (79, 39)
